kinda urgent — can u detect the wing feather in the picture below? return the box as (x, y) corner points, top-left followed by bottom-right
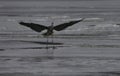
(19, 22), (48, 32)
(54, 18), (84, 31)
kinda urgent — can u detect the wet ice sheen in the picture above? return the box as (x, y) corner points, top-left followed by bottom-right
(1, 0), (120, 76)
(0, 35), (120, 76)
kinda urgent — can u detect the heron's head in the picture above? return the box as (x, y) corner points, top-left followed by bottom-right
(51, 22), (54, 26)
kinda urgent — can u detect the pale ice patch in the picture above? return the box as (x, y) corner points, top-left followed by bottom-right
(84, 18), (104, 21)
(93, 24), (120, 32)
(62, 17), (83, 21)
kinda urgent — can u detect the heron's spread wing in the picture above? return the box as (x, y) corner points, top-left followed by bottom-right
(19, 22), (48, 32)
(54, 18), (84, 31)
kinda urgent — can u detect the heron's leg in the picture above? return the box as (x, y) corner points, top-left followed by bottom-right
(47, 36), (49, 43)
(51, 34), (55, 50)
(46, 35), (54, 57)
(46, 36), (50, 57)
(46, 36), (55, 57)
(51, 34), (54, 43)
(46, 36), (49, 49)
(51, 34), (55, 56)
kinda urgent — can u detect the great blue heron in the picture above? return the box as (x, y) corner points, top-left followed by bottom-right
(19, 18), (84, 49)
(19, 18), (84, 52)
(19, 18), (84, 37)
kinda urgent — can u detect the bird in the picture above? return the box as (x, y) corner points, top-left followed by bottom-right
(19, 18), (84, 37)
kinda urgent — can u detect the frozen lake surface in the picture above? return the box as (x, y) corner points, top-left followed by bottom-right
(0, 34), (120, 76)
(1, 0), (120, 76)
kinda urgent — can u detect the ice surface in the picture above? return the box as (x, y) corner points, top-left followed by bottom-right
(1, 0), (120, 76)
(0, 34), (120, 76)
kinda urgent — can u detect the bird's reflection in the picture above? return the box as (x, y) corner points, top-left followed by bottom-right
(0, 40), (64, 59)
(20, 40), (63, 57)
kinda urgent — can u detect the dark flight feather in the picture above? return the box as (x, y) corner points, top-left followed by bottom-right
(54, 19), (84, 31)
(19, 22), (48, 32)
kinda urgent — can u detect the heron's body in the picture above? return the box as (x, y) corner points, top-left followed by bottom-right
(42, 23), (54, 36)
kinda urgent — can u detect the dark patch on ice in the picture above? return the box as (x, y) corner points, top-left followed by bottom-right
(0, 40), (63, 45)
(1, 45), (67, 51)
(0, 57), (11, 62)
(85, 72), (120, 76)
(0, 72), (120, 76)
(22, 46), (61, 49)
(18, 46), (57, 50)
(17, 57), (42, 62)
(0, 49), (5, 51)
(0, 73), (35, 76)
(20, 40), (63, 45)
(17, 56), (54, 62)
